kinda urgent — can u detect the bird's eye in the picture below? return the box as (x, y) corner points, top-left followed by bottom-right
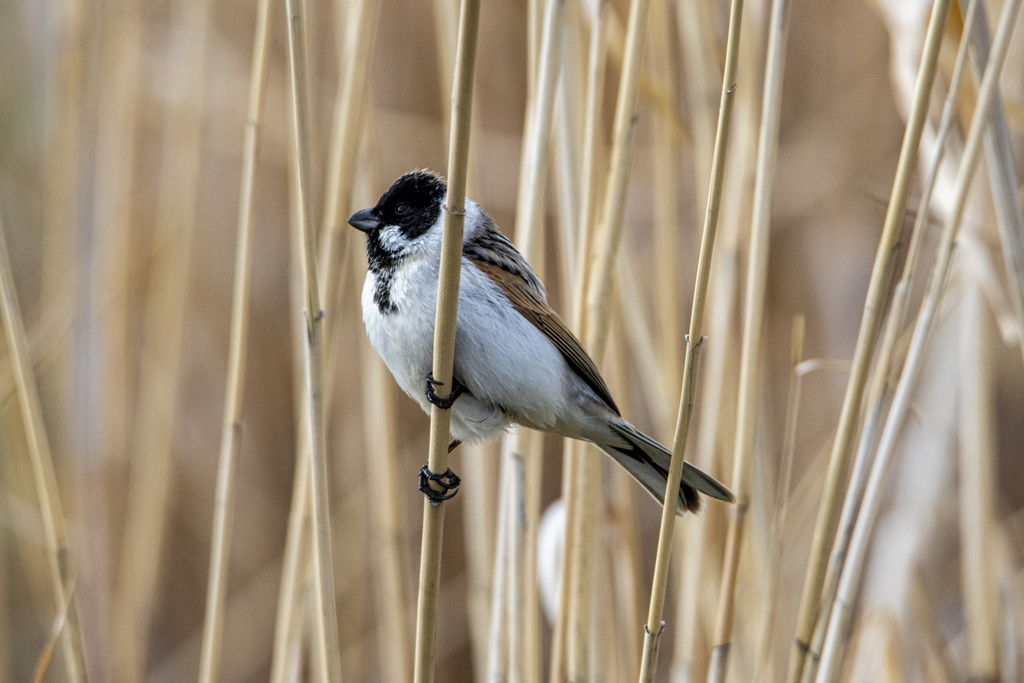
(395, 204), (410, 216)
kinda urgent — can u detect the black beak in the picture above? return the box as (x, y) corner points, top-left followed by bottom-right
(348, 208), (382, 232)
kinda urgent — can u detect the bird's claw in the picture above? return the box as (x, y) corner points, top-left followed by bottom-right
(418, 463), (461, 505)
(425, 372), (466, 410)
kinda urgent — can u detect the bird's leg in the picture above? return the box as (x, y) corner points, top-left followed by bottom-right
(448, 438), (462, 454)
(418, 462), (461, 505)
(424, 372), (466, 410)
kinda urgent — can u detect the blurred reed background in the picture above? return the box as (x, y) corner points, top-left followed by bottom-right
(2, 0), (1024, 681)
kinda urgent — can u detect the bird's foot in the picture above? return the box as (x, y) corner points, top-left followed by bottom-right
(448, 438), (462, 454)
(418, 463), (461, 505)
(425, 372), (466, 410)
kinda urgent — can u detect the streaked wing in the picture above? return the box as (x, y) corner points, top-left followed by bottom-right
(465, 227), (621, 416)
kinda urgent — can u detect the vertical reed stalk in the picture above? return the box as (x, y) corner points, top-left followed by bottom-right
(317, 0), (380, 337)
(0, 217), (88, 682)
(114, 0), (211, 677)
(786, 2), (952, 678)
(270, 143), (316, 683)
(754, 315), (805, 679)
(549, 4), (606, 681)
(958, 286), (999, 681)
(412, 0), (481, 679)
(283, 0), (343, 677)
(637, 0), (745, 679)
(361, 347), (412, 683)
(508, 0), (565, 677)
(706, 0), (790, 677)
(462, 440), (498, 683)
(649, 0), (682, 388)
(799, 5), (980, 678)
(814, 0), (1023, 677)
(673, 4), (763, 674)
(957, 0), (1024, 362)
(562, 0), (659, 673)
(197, 0), (272, 678)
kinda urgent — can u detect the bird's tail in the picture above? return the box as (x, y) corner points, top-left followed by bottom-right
(597, 421), (734, 515)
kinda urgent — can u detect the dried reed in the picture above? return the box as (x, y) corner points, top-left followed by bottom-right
(638, 0), (746, 679)
(113, 0), (211, 677)
(283, 0), (343, 677)
(814, 0), (1023, 677)
(196, 0), (272, 678)
(786, 1), (953, 678)
(798, 4), (981, 677)
(412, 0), (481, 679)
(0, 215), (88, 682)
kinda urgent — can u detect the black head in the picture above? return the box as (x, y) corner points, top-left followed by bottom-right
(349, 170), (447, 272)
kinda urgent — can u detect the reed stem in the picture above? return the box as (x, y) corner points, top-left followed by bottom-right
(706, 0), (790, 677)
(0, 215), (88, 683)
(412, 0), (481, 678)
(786, 1), (953, 678)
(798, 4), (981, 678)
(637, 0), (745, 679)
(283, 0), (343, 677)
(814, 0), (1023, 677)
(196, 0), (272, 678)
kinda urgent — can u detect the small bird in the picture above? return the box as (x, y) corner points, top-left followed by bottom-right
(349, 170), (733, 513)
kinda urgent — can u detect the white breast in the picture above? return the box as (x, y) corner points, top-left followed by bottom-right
(361, 256), (571, 442)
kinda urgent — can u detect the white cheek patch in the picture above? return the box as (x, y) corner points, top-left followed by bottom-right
(377, 224), (408, 252)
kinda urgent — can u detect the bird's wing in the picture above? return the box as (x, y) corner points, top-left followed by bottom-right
(464, 228), (621, 416)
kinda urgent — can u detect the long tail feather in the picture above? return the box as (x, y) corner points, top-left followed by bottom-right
(597, 422), (735, 515)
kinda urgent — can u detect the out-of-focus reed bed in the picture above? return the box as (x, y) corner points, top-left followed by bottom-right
(2, 0), (1024, 681)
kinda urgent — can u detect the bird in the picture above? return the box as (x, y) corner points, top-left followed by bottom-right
(348, 170), (734, 514)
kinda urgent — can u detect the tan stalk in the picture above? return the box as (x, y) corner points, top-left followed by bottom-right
(814, 0), (1023, 677)
(81, 0), (139, 671)
(706, 0), (791, 676)
(270, 143), (316, 683)
(360, 346), (412, 682)
(785, 1), (953, 678)
(316, 0), (380, 340)
(197, 0), (273, 678)
(114, 0), (211, 677)
(0, 217), (88, 682)
(673, 3), (763, 676)
(486, 447), (512, 682)
(958, 285), (999, 680)
(957, 0), (1024, 363)
(647, 0), (683, 390)
(462, 440), (499, 683)
(549, 3), (607, 680)
(412, 0), (481, 678)
(637, 0), (746, 679)
(565, 0), (662, 673)
(754, 315), (806, 680)
(283, 0), (343, 677)
(507, 0), (565, 677)
(799, 4), (981, 677)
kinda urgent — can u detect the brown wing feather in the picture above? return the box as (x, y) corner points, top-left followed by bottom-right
(467, 238), (621, 416)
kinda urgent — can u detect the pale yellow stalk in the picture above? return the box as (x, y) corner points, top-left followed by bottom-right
(283, 0), (343, 677)
(786, 1), (953, 677)
(814, 0), (1023, 677)
(706, 0), (791, 677)
(114, 0), (211, 677)
(412, 0), (481, 678)
(637, 0), (746, 679)
(197, 0), (273, 677)
(0, 216), (88, 682)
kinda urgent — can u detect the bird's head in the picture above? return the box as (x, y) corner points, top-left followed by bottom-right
(348, 170), (448, 271)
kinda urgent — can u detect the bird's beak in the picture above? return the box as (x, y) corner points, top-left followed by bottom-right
(348, 208), (382, 232)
